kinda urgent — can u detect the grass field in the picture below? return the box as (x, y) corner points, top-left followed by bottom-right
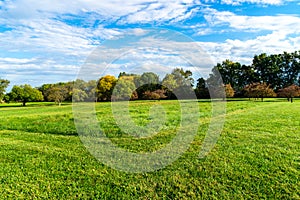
(0, 99), (299, 199)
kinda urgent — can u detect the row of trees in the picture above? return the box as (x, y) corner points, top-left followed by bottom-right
(0, 50), (299, 105)
(0, 68), (196, 106)
(207, 51), (300, 94)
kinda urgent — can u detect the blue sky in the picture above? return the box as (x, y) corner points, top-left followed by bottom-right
(0, 0), (300, 90)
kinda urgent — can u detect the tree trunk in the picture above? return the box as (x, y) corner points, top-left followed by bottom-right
(22, 101), (26, 106)
(291, 98), (293, 103)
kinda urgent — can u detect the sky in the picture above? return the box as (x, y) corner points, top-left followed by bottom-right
(1, 0), (300, 90)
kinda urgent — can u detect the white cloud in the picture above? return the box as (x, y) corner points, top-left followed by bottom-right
(0, 0), (299, 88)
(203, 0), (296, 5)
(198, 29), (300, 65)
(0, 57), (80, 89)
(0, 0), (199, 23)
(204, 8), (300, 34)
(119, 2), (199, 24)
(201, 8), (300, 61)
(221, 0), (283, 5)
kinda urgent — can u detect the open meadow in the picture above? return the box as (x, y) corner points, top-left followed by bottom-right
(0, 99), (299, 199)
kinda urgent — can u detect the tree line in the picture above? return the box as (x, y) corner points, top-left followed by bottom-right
(0, 50), (300, 106)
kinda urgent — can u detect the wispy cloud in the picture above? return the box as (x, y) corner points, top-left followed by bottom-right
(0, 0), (299, 88)
(205, 0), (295, 6)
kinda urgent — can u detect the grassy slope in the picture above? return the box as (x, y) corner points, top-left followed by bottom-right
(0, 100), (299, 199)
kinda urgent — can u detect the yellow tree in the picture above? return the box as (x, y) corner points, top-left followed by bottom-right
(97, 75), (117, 101)
(224, 84), (235, 98)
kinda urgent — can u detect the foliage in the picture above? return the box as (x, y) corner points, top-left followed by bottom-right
(162, 74), (177, 91)
(0, 79), (10, 101)
(142, 89), (167, 100)
(112, 79), (136, 101)
(277, 84), (300, 102)
(97, 75), (117, 101)
(135, 72), (160, 98)
(224, 84), (235, 98)
(46, 86), (69, 105)
(72, 89), (88, 102)
(243, 82), (276, 101)
(162, 68), (195, 99)
(3, 94), (10, 103)
(9, 84), (43, 106)
(212, 60), (244, 91)
(207, 51), (300, 94)
(195, 77), (210, 99)
(5, 49), (300, 102)
(252, 51), (300, 90)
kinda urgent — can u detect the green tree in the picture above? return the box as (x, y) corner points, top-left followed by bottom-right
(279, 51), (300, 88)
(3, 94), (10, 103)
(9, 84), (44, 106)
(112, 79), (136, 101)
(195, 77), (209, 99)
(47, 86), (69, 106)
(84, 80), (97, 102)
(72, 88), (88, 102)
(213, 60), (242, 90)
(162, 74), (177, 99)
(97, 75), (117, 101)
(134, 72), (160, 98)
(252, 53), (282, 90)
(38, 83), (53, 101)
(0, 79), (10, 102)
(162, 68), (194, 99)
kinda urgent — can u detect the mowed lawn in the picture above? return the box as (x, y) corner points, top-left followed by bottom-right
(0, 99), (299, 199)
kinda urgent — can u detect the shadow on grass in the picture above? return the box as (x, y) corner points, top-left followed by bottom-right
(0, 102), (72, 108)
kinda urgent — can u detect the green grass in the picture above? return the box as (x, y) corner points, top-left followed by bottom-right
(0, 99), (299, 199)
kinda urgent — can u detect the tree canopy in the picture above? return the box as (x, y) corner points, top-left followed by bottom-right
(243, 82), (276, 101)
(9, 84), (43, 106)
(0, 79), (10, 102)
(2, 49), (300, 104)
(277, 84), (300, 103)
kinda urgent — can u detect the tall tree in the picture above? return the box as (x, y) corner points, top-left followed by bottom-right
(252, 53), (282, 90)
(162, 68), (194, 99)
(195, 77), (209, 99)
(38, 83), (53, 102)
(213, 60), (242, 90)
(0, 79), (10, 102)
(9, 84), (43, 106)
(279, 51), (300, 88)
(162, 73), (177, 99)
